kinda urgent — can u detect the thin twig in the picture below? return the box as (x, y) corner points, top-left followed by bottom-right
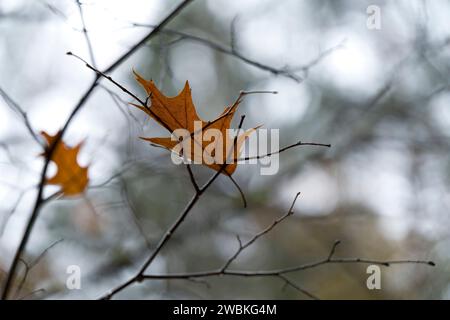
(100, 84), (141, 124)
(99, 116), (247, 299)
(120, 177), (152, 248)
(292, 39), (346, 75)
(69, 52), (276, 142)
(40, 1), (83, 32)
(18, 288), (46, 300)
(74, 0), (97, 68)
(238, 141), (331, 161)
(132, 23), (303, 81)
(327, 240), (341, 261)
(67, 53), (147, 107)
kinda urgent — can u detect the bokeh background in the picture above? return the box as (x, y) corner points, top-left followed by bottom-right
(0, 0), (448, 299)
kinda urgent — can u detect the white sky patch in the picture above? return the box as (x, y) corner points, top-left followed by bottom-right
(322, 30), (381, 94)
(425, 1), (450, 42)
(364, 170), (412, 218)
(0, 0), (26, 12)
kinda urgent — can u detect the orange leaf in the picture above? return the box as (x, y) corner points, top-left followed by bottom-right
(41, 131), (89, 196)
(133, 71), (205, 132)
(133, 71), (257, 175)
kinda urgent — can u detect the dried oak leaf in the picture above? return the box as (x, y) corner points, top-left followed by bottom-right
(133, 71), (257, 175)
(41, 131), (89, 196)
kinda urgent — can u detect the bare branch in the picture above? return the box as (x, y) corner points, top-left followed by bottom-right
(278, 274), (319, 300)
(132, 23), (303, 81)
